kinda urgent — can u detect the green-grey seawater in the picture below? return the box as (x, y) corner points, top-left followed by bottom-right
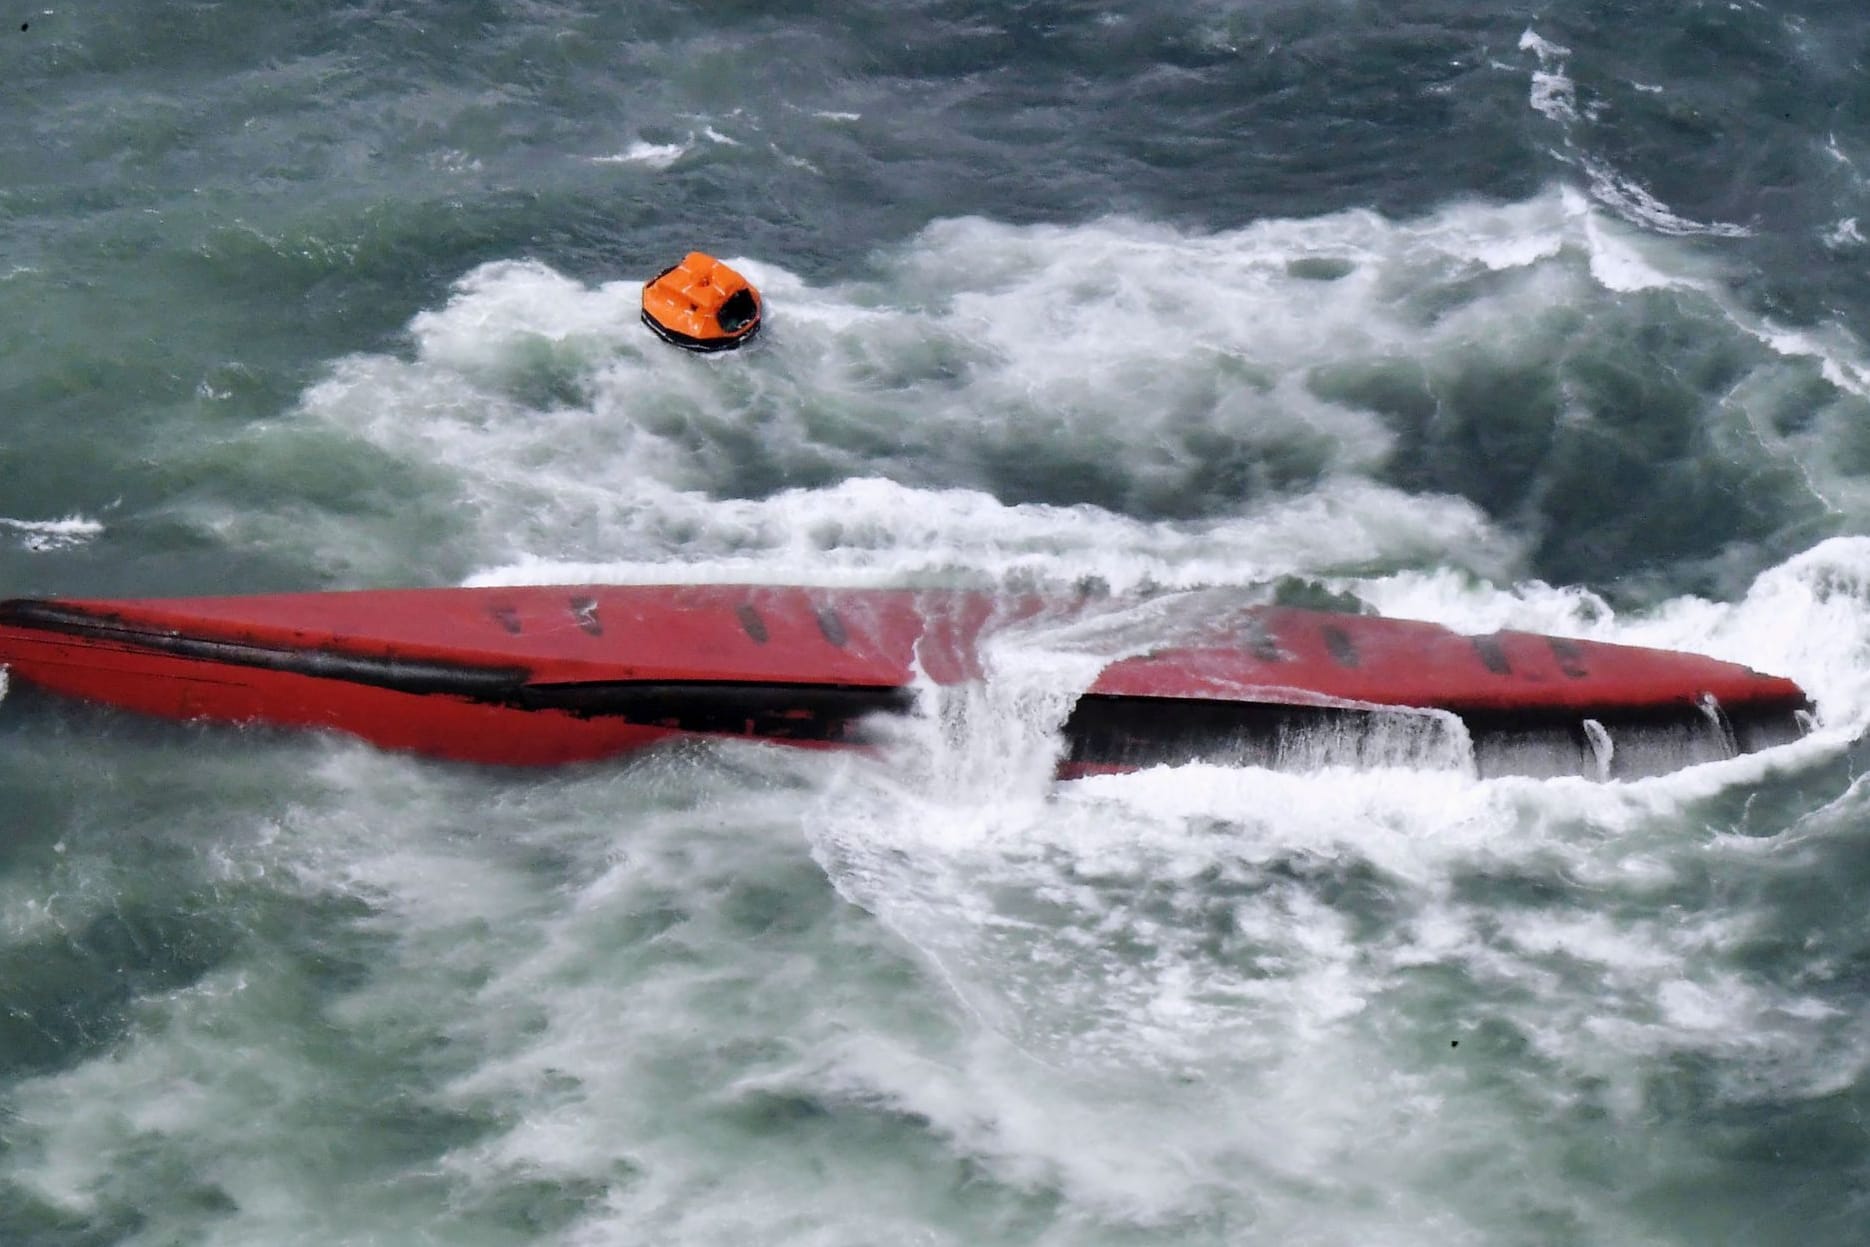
(5, 3), (1870, 1244)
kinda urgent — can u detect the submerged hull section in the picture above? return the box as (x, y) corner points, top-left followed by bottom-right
(0, 585), (1813, 779)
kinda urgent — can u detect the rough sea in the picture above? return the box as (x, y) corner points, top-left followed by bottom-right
(5, 3), (1870, 1243)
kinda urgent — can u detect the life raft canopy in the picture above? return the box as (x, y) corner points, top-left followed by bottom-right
(641, 251), (763, 352)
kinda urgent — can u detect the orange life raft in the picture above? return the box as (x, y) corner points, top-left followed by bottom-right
(641, 251), (763, 351)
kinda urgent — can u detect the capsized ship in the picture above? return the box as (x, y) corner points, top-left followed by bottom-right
(0, 584), (1814, 780)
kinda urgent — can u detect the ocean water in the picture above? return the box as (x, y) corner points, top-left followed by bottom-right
(5, 2), (1870, 1243)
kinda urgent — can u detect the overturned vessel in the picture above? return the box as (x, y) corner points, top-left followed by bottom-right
(0, 584), (1813, 779)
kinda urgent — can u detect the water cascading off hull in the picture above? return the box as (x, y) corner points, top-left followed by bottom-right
(0, 585), (1814, 780)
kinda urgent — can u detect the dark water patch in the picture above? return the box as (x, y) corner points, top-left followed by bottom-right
(703, 1079), (1075, 1236)
(0, 873), (374, 1070)
(1386, 956), (1545, 1070)
(1389, 354), (1565, 520)
(984, 846), (1416, 974)
(1312, 291), (1839, 599)
(0, 692), (324, 775)
(1431, 1012), (1545, 1119)
(0, 860), (518, 1235)
(643, 395), (855, 502)
(807, 0), (1551, 224)
(1608, 1057), (1870, 1247)
(4, 0), (1560, 291)
(1525, 1), (1870, 328)
(0, 533), (364, 601)
(463, 1172), (623, 1239)
(1170, 425), (1343, 518)
(0, 1183), (146, 1247)
(1268, 577), (1377, 615)
(1821, 387), (1870, 479)
(1695, 778), (1870, 1003)
(305, 1095), (493, 1175)
(0, 896), (238, 1080)
(1255, 851), (1416, 945)
(719, 1086), (840, 1133)
(1680, 748), (1861, 841)
(62, 1090), (496, 1245)
(0, 714), (334, 830)
(975, 438), (1149, 519)
(1287, 256), (1358, 282)
(963, 379), (1347, 520)
(717, 864), (841, 939)
(480, 333), (602, 412)
(56, 1136), (242, 1241)
(1449, 858), (1581, 916)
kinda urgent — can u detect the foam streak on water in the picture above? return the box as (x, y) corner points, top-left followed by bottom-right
(0, 514), (104, 552)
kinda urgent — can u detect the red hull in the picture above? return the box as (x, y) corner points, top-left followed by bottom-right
(0, 585), (1813, 778)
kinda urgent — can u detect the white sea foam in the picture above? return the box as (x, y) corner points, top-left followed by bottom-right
(1521, 28), (1751, 238)
(1582, 156), (1751, 238)
(1518, 30), (1576, 123)
(780, 703), (1851, 1238)
(591, 140), (689, 168)
(227, 189), (1870, 639)
(1526, 71), (1576, 124)
(291, 206), (1643, 582)
(1574, 192), (1698, 290)
(769, 144), (821, 174)
(457, 474), (1514, 601)
(0, 513), (104, 551)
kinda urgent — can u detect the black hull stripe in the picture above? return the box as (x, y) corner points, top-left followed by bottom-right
(0, 600), (531, 697)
